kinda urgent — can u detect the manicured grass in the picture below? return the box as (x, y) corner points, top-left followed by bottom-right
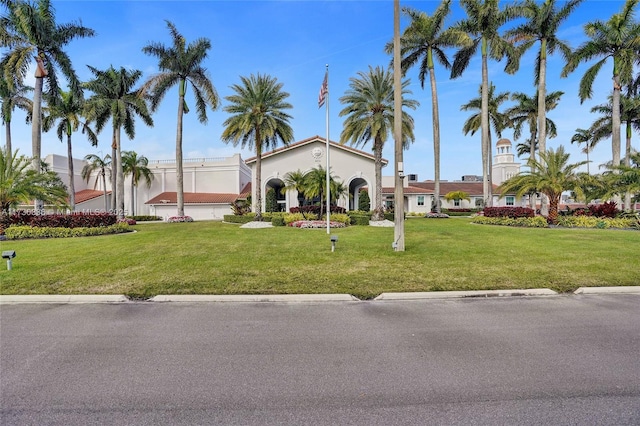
(1, 218), (638, 299)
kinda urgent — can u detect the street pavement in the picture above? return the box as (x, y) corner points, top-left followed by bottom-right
(1, 294), (639, 425)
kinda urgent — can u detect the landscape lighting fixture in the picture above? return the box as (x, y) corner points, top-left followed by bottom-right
(330, 235), (338, 252)
(2, 250), (16, 271)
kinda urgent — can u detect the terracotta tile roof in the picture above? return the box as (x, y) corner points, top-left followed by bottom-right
(146, 192), (239, 205)
(75, 189), (110, 204)
(238, 182), (251, 199)
(245, 135), (387, 164)
(381, 186), (430, 194)
(403, 181), (500, 196)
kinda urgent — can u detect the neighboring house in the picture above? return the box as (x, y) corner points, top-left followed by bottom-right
(35, 136), (524, 219)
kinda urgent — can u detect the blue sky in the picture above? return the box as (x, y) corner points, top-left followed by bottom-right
(3, 0), (632, 182)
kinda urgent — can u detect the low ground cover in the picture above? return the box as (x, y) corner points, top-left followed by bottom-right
(1, 218), (638, 299)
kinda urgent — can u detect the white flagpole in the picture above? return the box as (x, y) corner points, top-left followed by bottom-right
(325, 64), (331, 235)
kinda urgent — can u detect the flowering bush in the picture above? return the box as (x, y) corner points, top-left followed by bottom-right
(288, 220), (346, 229)
(117, 218), (137, 225)
(167, 216), (194, 223)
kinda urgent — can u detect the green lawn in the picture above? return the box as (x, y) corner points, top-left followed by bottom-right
(1, 218), (638, 299)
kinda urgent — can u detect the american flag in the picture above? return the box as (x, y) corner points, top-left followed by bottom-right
(318, 71), (328, 108)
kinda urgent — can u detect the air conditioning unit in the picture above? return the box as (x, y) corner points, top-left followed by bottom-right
(408, 174), (418, 182)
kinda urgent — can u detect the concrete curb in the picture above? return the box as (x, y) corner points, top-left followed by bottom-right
(574, 286), (640, 294)
(149, 294), (359, 303)
(0, 295), (129, 304)
(374, 289), (558, 300)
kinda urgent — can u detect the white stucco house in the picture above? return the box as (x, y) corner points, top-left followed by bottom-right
(37, 135), (524, 219)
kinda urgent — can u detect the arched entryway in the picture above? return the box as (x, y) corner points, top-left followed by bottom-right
(265, 178), (286, 212)
(348, 177), (368, 211)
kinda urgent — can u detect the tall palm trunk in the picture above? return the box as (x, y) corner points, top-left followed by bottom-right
(480, 38), (491, 207)
(612, 72), (622, 207)
(131, 182), (136, 216)
(429, 59), (441, 214)
(538, 39), (550, 216)
(254, 129), (263, 221)
(111, 127), (117, 211)
(66, 133), (75, 211)
(548, 194), (560, 225)
(32, 75), (44, 212)
(176, 79), (186, 217)
(115, 128), (125, 218)
(529, 130), (537, 210)
(624, 121), (632, 210)
(101, 168), (108, 212)
(5, 120), (11, 158)
(373, 136), (384, 221)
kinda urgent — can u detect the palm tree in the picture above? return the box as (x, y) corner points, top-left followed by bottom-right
(338, 65), (418, 221)
(301, 165), (340, 218)
(0, 147), (68, 213)
(506, 0), (584, 157)
(222, 73), (293, 221)
(0, 0), (94, 211)
(81, 152), (110, 212)
(42, 90), (97, 211)
(141, 20), (219, 217)
(604, 152), (640, 210)
(499, 145), (588, 224)
(386, 0), (470, 213)
(506, 91), (563, 160)
(561, 0), (640, 172)
(84, 65), (153, 218)
(122, 151), (153, 216)
(282, 169), (308, 208)
(460, 82), (510, 199)
(451, 0), (521, 207)
(570, 128), (596, 175)
(588, 93), (640, 210)
(444, 190), (471, 207)
(0, 75), (32, 157)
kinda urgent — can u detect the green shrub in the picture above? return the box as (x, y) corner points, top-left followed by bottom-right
(471, 216), (548, 227)
(556, 216), (636, 229)
(127, 215), (162, 221)
(322, 213), (350, 225)
(348, 211), (371, 226)
(358, 190), (370, 211)
(223, 215), (254, 224)
(271, 216), (285, 226)
(5, 223), (130, 239)
(284, 213), (305, 224)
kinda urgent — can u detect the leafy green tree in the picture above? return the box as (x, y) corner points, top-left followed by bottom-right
(81, 152), (110, 212)
(84, 65), (153, 218)
(562, 0), (640, 171)
(0, 0), (94, 211)
(222, 73), (293, 221)
(358, 189), (371, 212)
(0, 75), (32, 157)
(451, 0), (521, 206)
(0, 147), (67, 213)
(265, 187), (279, 213)
(338, 65), (418, 221)
(141, 20), (219, 217)
(499, 145), (587, 224)
(604, 152), (640, 210)
(506, 0), (583, 156)
(42, 90), (97, 211)
(122, 150), (153, 216)
(300, 166), (345, 218)
(386, 0), (470, 213)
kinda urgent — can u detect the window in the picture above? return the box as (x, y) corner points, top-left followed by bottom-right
(454, 199), (460, 207)
(417, 196), (424, 206)
(506, 196), (515, 206)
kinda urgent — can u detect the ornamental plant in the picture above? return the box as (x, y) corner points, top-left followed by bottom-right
(167, 216), (194, 223)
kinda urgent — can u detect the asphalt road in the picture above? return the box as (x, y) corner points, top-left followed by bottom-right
(1, 295), (639, 425)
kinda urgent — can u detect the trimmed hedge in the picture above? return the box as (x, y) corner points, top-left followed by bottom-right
(127, 215), (162, 222)
(4, 223), (131, 239)
(556, 216), (637, 229)
(483, 207), (535, 218)
(1, 211), (118, 229)
(471, 216), (548, 227)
